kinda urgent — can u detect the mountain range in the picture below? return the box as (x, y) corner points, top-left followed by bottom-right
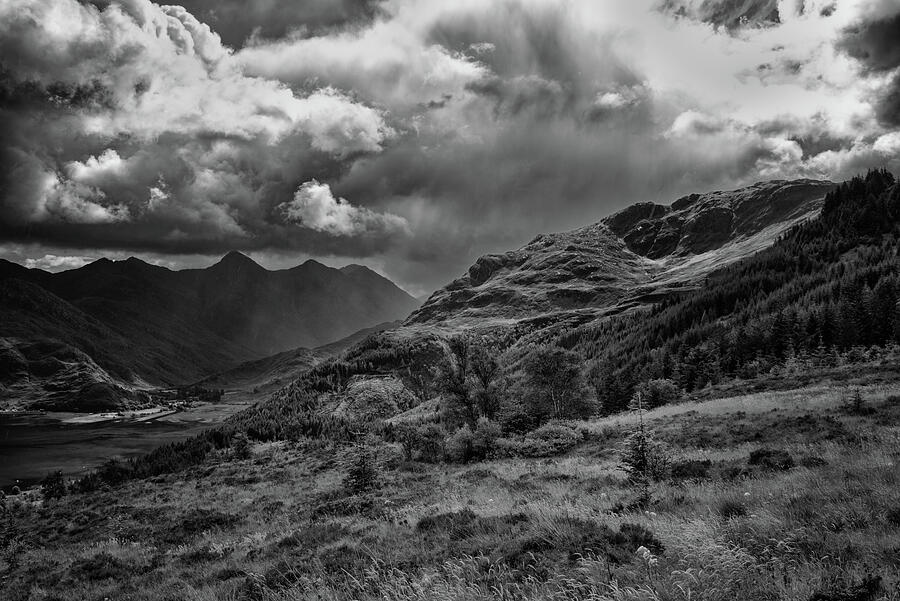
(0, 178), (844, 411)
(0, 253), (418, 409)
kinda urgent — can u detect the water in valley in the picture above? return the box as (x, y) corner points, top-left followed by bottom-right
(0, 392), (254, 490)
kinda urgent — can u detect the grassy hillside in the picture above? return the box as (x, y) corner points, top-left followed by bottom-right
(3, 378), (898, 600)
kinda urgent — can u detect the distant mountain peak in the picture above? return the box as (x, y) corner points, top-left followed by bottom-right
(123, 256), (153, 268)
(213, 251), (263, 271)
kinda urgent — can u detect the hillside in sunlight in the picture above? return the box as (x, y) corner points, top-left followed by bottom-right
(408, 179), (832, 327)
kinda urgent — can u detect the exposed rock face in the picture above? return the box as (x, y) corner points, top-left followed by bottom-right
(468, 252), (528, 286)
(605, 179), (834, 258)
(407, 179), (833, 326)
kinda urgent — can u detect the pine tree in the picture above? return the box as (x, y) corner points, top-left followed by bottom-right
(343, 446), (380, 495)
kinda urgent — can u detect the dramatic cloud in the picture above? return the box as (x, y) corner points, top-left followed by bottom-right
(281, 180), (409, 236)
(0, 0), (394, 255)
(2, 0), (900, 294)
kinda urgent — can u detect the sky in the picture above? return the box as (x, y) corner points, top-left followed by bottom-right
(2, 0), (900, 295)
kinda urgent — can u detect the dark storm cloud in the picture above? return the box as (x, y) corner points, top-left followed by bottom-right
(838, 8), (900, 71)
(86, 0), (385, 48)
(838, 6), (900, 126)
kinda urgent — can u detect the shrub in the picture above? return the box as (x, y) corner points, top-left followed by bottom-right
(636, 379), (681, 408)
(800, 455), (828, 468)
(343, 446), (380, 494)
(446, 425), (475, 463)
(748, 448), (795, 471)
(491, 424), (582, 458)
(472, 418), (502, 459)
(231, 431), (252, 460)
(40, 470), (66, 503)
(527, 423), (582, 452)
(497, 397), (540, 433)
(517, 346), (596, 423)
(670, 459), (711, 480)
(616, 522), (665, 557)
(716, 495), (748, 520)
(393, 423), (420, 461)
(415, 423), (446, 463)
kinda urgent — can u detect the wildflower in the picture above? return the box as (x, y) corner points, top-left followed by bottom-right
(636, 545), (658, 567)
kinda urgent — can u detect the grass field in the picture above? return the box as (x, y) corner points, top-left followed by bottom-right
(3, 381), (899, 601)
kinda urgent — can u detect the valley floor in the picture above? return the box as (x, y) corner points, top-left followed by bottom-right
(3, 381), (900, 601)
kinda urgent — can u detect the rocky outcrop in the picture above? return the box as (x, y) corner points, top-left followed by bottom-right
(605, 179), (834, 258)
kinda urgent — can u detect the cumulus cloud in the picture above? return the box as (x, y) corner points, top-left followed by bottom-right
(281, 180), (408, 236)
(874, 130), (900, 154)
(0, 0), (395, 254)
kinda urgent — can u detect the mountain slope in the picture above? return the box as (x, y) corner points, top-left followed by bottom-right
(563, 169), (900, 412)
(408, 179), (833, 326)
(0, 280), (148, 410)
(0, 254), (419, 397)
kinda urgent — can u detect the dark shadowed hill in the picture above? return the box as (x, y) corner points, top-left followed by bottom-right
(408, 179), (833, 327)
(0, 253), (418, 406)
